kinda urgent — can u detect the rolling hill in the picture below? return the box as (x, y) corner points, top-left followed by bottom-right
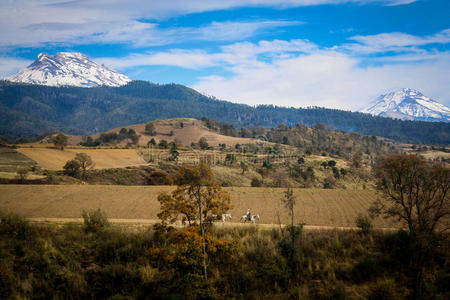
(1, 80), (449, 145)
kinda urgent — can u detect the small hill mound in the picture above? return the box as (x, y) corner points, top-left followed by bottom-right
(83, 118), (259, 147)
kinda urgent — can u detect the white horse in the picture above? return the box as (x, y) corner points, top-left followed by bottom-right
(241, 214), (260, 223)
(212, 214), (232, 223)
(222, 213), (232, 222)
(251, 214), (260, 224)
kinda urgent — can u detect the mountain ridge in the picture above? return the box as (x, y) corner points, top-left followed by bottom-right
(360, 88), (450, 122)
(7, 52), (131, 87)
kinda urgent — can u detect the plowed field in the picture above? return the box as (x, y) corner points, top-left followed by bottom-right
(0, 185), (395, 228)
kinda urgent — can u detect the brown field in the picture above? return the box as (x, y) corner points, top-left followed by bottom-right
(0, 185), (396, 228)
(17, 148), (146, 170)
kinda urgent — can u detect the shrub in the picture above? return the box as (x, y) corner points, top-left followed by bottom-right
(148, 170), (172, 185)
(355, 214), (372, 235)
(0, 212), (35, 240)
(251, 178), (262, 187)
(82, 209), (110, 233)
(16, 167), (29, 182)
(323, 176), (336, 189)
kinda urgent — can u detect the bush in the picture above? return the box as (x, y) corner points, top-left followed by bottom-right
(148, 170), (172, 185)
(0, 212), (35, 240)
(355, 214), (372, 235)
(251, 178), (262, 187)
(82, 209), (110, 233)
(323, 176), (336, 189)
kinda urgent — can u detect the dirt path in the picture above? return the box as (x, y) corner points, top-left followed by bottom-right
(27, 217), (397, 232)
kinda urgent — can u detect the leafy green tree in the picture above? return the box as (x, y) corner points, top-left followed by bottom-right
(53, 132), (68, 150)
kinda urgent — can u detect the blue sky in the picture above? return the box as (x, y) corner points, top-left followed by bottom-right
(0, 0), (449, 110)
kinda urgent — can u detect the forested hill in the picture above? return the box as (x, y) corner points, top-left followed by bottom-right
(0, 80), (448, 145)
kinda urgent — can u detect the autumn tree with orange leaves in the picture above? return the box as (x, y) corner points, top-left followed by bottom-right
(157, 163), (231, 280)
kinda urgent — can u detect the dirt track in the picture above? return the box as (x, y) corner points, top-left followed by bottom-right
(27, 217), (398, 231)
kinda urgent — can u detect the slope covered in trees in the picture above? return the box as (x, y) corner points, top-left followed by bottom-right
(0, 80), (448, 145)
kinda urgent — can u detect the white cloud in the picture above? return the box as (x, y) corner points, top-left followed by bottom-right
(95, 32), (450, 110)
(0, 57), (32, 78)
(192, 51), (450, 110)
(348, 29), (450, 49)
(0, 0), (415, 47)
(97, 50), (221, 69)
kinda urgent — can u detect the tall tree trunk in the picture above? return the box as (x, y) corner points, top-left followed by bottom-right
(197, 188), (208, 281)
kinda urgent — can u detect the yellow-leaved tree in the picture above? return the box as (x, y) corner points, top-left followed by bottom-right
(157, 163), (231, 280)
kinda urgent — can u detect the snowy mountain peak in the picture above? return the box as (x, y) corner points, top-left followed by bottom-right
(360, 88), (450, 122)
(8, 52), (131, 87)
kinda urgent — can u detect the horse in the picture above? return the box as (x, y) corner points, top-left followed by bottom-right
(212, 214), (232, 223)
(222, 213), (232, 222)
(241, 214), (260, 223)
(251, 214), (260, 224)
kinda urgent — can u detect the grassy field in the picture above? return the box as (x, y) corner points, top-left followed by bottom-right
(0, 185), (395, 228)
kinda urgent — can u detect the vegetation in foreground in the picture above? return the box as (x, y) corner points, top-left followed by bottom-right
(1, 156), (448, 299)
(0, 212), (448, 299)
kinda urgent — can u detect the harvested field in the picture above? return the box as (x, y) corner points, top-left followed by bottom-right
(17, 148), (146, 170)
(0, 185), (396, 228)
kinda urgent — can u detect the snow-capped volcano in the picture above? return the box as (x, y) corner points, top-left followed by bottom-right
(360, 88), (450, 122)
(7, 52), (131, 87)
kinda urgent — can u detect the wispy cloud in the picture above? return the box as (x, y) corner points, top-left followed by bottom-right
(0, 0), (415, 48)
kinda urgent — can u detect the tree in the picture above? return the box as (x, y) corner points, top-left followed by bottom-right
(282, 188), (296, 229)
(53, 132), (68, 150)
(240, 161), (248, 175)
(158, 139), (168, 149)
(16, 167), (29, 182)
(370, 154), (449, 298)
(168, 143), (179, 162)
(352, 153), (362, 168)
(198, 137), (209, 150)
(145, 122), (156, 136)
(74, 153), (95, 180)
(157, 163), (231, 281)
(63, 159), (81, 177)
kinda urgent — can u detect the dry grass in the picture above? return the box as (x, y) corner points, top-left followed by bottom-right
(0, 185), (395, 228)
(90, 118), (258, 147)
(16, 148), (146, 170)
(419, 150), (450, 160)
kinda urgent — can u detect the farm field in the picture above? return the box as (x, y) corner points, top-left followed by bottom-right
(17, 147), (146, 170)
(0, 185), (395, 228)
